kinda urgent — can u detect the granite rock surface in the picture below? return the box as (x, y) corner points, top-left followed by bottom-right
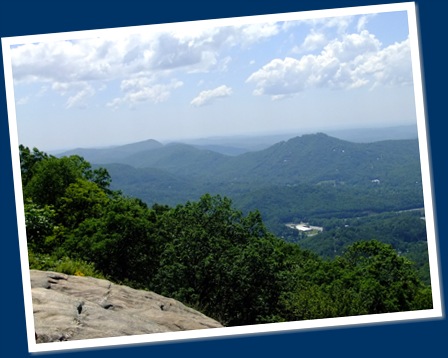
(30, 270), (223, 343)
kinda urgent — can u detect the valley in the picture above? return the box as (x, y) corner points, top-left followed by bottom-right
(56, 126), (429, 283)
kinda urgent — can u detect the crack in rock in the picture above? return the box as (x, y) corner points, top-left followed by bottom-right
(31, 269), (223, 343)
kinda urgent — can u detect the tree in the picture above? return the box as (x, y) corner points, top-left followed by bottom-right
(62, 196), (157, 286)
(24, 156), (87, 207)
(332, 240), (431, 314)
(57, 178), (110, 229)
(19, 145), (50, 187)
(23, 199), (56, 253)
(151, 194), (291, 326)
(23, 154), (112, 207)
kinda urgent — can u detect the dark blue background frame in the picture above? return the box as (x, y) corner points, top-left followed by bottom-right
(1, 1), (446, 356)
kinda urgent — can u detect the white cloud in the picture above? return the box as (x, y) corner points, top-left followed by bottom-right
(11, 39), (116, 84)
(239, 22), (280, 46)
(323, 30), (381, 63)
(51, 82), (71, 95)
(106, 97), (123, 110)
(10, 23), (282, 110)
(126, 80), (184, 104)
(292, 30), (327, 54)
(246, 31), (411, 99)
(10, 17), (410, 110)
(356, 14), (376, 32)
(357, 16), (369, 32)
(48, 81), (96, 109)
(291, 15), (378, 55)
(150, 33), (211, 71)
(355, 38), (413, 87)
(65, 84), (95, 109)
(300, 16), (354, 35)
(108, 77), (184, 108)
(190, 85), (232, 107)
(303, 31), (326, 51)
(11, 23), (282, 85)
(323, 16), (353, 34)
(16, 96), (29, 105)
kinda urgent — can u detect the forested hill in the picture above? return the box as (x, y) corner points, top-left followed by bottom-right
(197, 133), (421, 186)
(54, 133), (426, 234)
(57, 138), (164, 164)
(20, 142), (432, 327)
(59, 133), (422, 188)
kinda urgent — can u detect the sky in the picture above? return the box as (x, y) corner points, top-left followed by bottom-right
(8, 7), (418, 151)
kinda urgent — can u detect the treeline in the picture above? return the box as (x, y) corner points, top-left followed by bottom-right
(21, 145), (432, 326)
(99, 134), (424, 224)
(232, 181), (424, 230)
(280, 211), (430, 285)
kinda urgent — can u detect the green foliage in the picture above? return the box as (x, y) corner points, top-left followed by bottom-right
(21, 146), (112, 208)
(291, 211), (431, 285)
(28, 251), (104, 279)
(57, 178), (110, 229)
(24, 156), (86, 207)
(58, 138), (164, 165)
(277, 240), (432, 321)
(151, 194), (287, 325)
(19, 145), (50, 187)
(333, 240), (430, 313)
(59, 196), (157, 286)
(20, 144), (433, 328)
(53, 257), (104, 278)
(101, 135), (424, 221)
(23, 199), (56, 253)
(87, 167), (113, 193)
(90, 134), (421, 187)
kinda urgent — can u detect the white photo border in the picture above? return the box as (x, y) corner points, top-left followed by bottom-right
(1, 1), (443, 353)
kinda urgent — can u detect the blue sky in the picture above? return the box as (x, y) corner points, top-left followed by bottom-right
(9, 7), (417, 151)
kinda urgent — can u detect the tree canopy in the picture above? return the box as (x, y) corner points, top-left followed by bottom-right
(20, 145), (433, 327)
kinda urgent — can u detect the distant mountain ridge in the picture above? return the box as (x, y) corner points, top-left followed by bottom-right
(56, 124), (418, 160)
(56, 132), (424, 211)
(58, 131), (422, 187)
(58, 138), (163, 164)
(55, 130), (424, 235)
(82, 133), (419, 185)
(209, 133), (421, 186)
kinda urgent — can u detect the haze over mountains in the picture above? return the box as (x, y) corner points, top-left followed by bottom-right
(57, 125), (421, 186)
(34, 123), (431, 300)
(55, 124), (423, 234)
(56, 124), (418, 159)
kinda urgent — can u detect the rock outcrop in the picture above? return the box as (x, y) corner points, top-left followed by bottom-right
(30, 270), (223, 343)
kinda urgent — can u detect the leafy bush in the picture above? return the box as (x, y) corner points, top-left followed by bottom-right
(28, 251), (104, 279)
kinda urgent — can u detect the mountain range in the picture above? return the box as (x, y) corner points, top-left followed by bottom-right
(56, 126), (424, 234)
(59, 129), (422, 187)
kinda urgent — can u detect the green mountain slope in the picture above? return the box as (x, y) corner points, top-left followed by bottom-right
(123, 143), (231, 177)
(82, 133), (421, 188)
(103, 163), (202, 206)
(59, 133), (424, 237)
(57, 139), (163, 164)
(209, 133), (421, 186)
